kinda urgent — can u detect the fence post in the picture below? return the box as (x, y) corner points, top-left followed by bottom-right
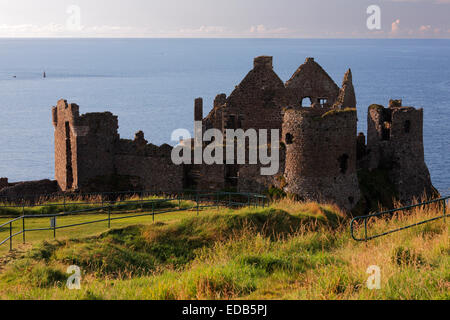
(152, 202), (155, 222)
(216, 192), (219, 210)
(108, 206), (111, 228)
(196, 193), (199, 216)
(53, 217), (56, 239)
(22, 217), (25, 244)
(9, 222), (12, 251)
(443, 199), (446, 223)
(63, 193), (66, 212)
(364, 217), (368, 242)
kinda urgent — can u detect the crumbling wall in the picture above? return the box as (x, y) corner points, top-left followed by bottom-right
(285, 57), (340, 108)
(366, 100), (436, 203)
(282, 107), (361, 210)
(114, 132), (183, 192)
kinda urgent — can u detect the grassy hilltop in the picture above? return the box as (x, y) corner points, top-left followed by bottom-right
(0, 199), (448, 300)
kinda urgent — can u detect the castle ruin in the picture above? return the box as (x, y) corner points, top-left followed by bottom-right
(44, 56), (437, 212)
(52, 100), (182, 192)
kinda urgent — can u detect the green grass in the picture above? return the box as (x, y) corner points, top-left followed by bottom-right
(0, 198), (448, 300)
(0, 199), (195, 256)
(0, 195), (184, 217)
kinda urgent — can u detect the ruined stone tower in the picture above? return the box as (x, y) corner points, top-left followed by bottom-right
(366, 100), (436, 203)
(52, 99), (118, 191)
(282, 108), (361, 211)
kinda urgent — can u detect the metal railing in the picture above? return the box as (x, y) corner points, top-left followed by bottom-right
(0, 191), (268, 252)
(350, 196), (448, 241)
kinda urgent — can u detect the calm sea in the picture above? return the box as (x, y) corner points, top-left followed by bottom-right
(0, 39), (448, 195)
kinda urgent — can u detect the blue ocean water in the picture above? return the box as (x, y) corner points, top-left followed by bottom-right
(0, 39), (448, 195)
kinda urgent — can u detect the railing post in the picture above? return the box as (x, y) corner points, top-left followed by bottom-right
(443, 199), (446, 223)
(216, 192), (219, 210)
(9, 222), (12, 251)
(364, 217), (368, 242)
(196, 193), (199, 216)
(23, 217), (26, 244)
(108, 206), (111, 228)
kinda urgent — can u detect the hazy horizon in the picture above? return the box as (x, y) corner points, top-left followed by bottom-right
(1, 0), (450, 39)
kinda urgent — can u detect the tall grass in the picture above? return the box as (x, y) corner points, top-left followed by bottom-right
(0, 199), (447, 300)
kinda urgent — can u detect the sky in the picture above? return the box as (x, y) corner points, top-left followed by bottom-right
(0, 0), (450, 38)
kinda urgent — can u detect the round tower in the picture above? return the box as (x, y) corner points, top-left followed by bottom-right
(282, 107), (361, 211)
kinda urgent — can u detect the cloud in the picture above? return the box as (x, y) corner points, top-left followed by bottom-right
(177, 25), (230, 36)
(248, 24), (292, 37)
(419, 25), (432, 32)
(0, 23), (165, 38)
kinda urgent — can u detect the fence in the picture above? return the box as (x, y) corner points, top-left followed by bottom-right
(350, 196), (448, 241)
(0, 190), (268, 252)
